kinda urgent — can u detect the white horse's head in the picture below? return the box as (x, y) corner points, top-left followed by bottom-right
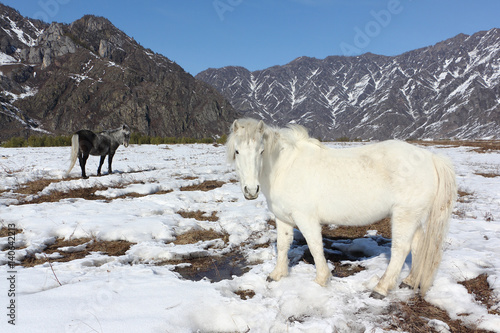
(121, 125), (131, 147)
(227, 119), (266, 200)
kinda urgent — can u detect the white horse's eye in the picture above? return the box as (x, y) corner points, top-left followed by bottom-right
(235, 150), (239, 155)
(260, 150), (264, 155)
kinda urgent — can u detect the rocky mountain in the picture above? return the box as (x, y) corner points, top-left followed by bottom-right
(0, 3), (237, 141)
(197, 28), (500, 140)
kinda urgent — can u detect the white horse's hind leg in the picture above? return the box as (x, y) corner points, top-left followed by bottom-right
(401, 226), (424, 289)
(268, 219), (294, 282)
(372, 209), (418, 297)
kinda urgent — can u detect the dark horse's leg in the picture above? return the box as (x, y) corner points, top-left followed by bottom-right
(97, 155), (106, 176)
(78, 150), (90, 179)
(76, 130), (97, 179)
(107, 151), (116, 175)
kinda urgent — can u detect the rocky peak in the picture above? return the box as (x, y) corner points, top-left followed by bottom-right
(0, 3), (238, 141)
(68, 15), (131, 62)
(0, 4), (46, 55)
(72, 15), (113, 33)
(18, 22), (76, 68)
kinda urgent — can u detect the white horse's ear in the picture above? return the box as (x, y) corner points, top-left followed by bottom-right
(258, 120), (265, 133)
(232, 120), (239, 133)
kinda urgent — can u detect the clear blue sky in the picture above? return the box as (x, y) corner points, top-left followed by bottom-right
(3, 0), (499, 75)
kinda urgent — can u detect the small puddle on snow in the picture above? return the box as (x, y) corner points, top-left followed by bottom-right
(168, 236), (391, 282)
(170, 253), (249, 282)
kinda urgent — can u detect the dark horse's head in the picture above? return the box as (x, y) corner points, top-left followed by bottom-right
(121, 125), (131, 147)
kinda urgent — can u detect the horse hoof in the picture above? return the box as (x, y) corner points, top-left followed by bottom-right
(399, 282), (413, 290)
(370, 291), (386, 300)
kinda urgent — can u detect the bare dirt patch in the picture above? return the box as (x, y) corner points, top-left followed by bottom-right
(22, 238), (134, 267)
(177, 210), (219, 222)
(180, 180), (225, 192)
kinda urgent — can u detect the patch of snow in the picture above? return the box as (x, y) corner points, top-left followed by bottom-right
(0, 144), (499, 332)
(0, 52), (17, 65)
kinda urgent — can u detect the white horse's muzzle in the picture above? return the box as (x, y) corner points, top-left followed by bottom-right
(243, 185), (260, 200)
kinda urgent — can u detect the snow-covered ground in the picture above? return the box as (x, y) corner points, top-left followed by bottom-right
(0, 142), (499, 332)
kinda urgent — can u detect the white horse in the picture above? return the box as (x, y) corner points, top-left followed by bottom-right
(227, 118), (456, 298)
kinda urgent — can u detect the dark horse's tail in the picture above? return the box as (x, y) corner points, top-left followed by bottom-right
(66, 134), (79, 177)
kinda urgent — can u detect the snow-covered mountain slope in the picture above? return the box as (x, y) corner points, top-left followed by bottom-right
(0, 5), (47, 138)
(197, 28), (500, 140)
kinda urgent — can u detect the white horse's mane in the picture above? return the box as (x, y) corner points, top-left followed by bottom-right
(226, 118), (323, 163)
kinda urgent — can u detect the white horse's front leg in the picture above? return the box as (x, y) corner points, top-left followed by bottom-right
(296, 217), (331, 286)
(268, 219), (294, 282)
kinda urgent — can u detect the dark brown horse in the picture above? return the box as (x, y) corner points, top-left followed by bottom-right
(66, 125), (131, 179)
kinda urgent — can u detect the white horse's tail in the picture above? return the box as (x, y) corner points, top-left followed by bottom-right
(66, 134), (79, 177)
(412, 154), (457, 295)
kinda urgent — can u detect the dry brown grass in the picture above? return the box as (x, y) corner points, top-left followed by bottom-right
(475, 172), (500, 178)
(410, 140), (500, 153)
(20, 186), (110, 204)
(235, 289), (256, 300)
(387, 295), (494, 333)
(14, 178), (73, 195)
(173, 228), (228, 245)
(10, 178), (172, 205)
(22, 238), (134, 267)
(177, 176), (198, 180)
(180, 180), (225, 192)
(459, 274), (499, 316)
(177, 210), (219, 222)
(457, 189), (475, 203)
(322, 217), (392, 239)
(0, 226), (23, 237)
